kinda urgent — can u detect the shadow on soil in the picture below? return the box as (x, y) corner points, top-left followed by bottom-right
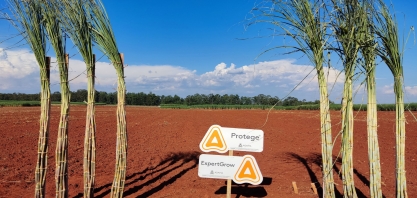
(215, 177), (272, 197)
(74, 151), (199, 198)
(286, 152), (382, 198)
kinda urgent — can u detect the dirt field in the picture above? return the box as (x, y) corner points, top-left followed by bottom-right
(0, 105), (416, 197)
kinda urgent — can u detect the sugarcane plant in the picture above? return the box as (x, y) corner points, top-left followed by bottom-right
(373, 1), (408, 197)
(328, 0), (367, 197)
(250, 0), (336, 197)
(54, 0), (96, 197)
(5, 1), (50, 197)
(359, 2), (383, 197)
(40, 0), (70, 197)
(87, 0), (128, 197)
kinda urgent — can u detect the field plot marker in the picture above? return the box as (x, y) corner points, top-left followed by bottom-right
(292, 181), (298, 194)
(311, 183), (318, 194)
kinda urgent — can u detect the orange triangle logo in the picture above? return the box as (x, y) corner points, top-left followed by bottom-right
(233, 155), (263, 185)
(238, 160), (257, 179)
(205, 129), (224, 148)
(199, 125), (228, 153)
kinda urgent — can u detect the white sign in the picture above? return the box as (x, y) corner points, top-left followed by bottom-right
(222, 127), (264, 152)
(199, 125), (264, 153)
(198, 154), (263, 185)
(198, 154), (241, 179)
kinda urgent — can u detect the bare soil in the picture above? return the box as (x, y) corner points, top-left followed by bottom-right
(0, 106), (416, 197)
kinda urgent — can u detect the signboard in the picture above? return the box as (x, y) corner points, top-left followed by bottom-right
(222, 127), (264, 152)
(198, 154), (263, 185)
(199, 125), (264, 153)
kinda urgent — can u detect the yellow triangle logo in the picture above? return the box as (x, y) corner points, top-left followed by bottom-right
(199, 125), (228, 153)
(205, 129), (224, 148)
(233, 155), (263, 185)
(238, 160), (257, 179)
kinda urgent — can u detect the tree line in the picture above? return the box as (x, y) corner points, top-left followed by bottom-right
(0, 89), (332, 106)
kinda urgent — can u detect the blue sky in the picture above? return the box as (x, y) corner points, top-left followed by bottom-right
(0, 0), (416, 104)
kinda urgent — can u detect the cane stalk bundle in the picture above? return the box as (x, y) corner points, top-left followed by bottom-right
(359, 3), (382, 197)
(40, 1), (70, 196)
(329, 0), (367, 196)
(6, 1), (50, 197)
(252, 1), (335, 196)
(373, 1), (408, 197)
(54, 0), (96, 197)
(88, 1), (127, 197)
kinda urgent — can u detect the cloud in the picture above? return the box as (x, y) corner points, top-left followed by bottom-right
(0, 48), (347, 101)
(0, 48), (39, 92)
(198, 60), (344, 92)
(381, 84), (394, 95)
(405, 86), (417, 95)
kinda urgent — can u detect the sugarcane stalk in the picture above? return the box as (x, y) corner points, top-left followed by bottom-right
(394, 76), (407, 198)
(252, 1), (336, 196)
(340, 76), (357, 198)
(373, 1), (408, 196)
(318, 64), (335, 198)
(34, 57), (51, 198)
(366, 66), (382, 197)
(5, 1), (50, 197)
(361, 9), (383, 195)
(111, 53), (127, 197)
(53, 1), (96, 196)
(86, 1), (128, 196)
(55, 54), (70, 198)
(39, 1), (70, 196)
(83, 55), (96, 197)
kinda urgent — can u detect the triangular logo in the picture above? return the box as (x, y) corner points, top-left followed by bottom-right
(233, 155), (263, 185)
(205, 130), (223, 147)
(199, 125), (228, 153)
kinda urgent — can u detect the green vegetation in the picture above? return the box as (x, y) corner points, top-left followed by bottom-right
(256, 0), (336, 195)
(373, 0), (408, 196)
(0, 100), (41, 107)
(0, 100), (106, 107)
(6, 1), (50, 197)
(2, 94), (416, 111)
(159, 103), (417, 111)
(87, 0), (128, 195)
(40, 0), (70, 195)
(0, 91), (325, 106)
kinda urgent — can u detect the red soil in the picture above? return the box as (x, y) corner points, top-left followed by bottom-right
(0, 106), (416, 197)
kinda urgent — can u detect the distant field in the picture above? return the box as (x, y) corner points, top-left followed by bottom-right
(2, 100), (416, 111)
(159, 103), (417, 111)
(0, 100), (107, 107)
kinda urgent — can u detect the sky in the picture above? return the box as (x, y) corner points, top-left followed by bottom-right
(0, 0), (416, 104)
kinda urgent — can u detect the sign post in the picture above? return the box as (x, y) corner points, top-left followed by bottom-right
(227, 150), (233, 198)
(198, 125), (265, 197)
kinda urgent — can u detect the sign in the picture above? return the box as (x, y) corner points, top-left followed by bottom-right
(199, 125), (264, 153)
(222, 127), (264, 152)
(198, 154), (263, 185)
(198, 154), (241, 179)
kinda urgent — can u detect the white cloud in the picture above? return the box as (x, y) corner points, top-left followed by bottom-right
(198, 60), (344, 92)
(0, 48), (39, 92)
(0, 48), (348, 101)
(381, 84), (394, 94)
(405, 86), (417, 95)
